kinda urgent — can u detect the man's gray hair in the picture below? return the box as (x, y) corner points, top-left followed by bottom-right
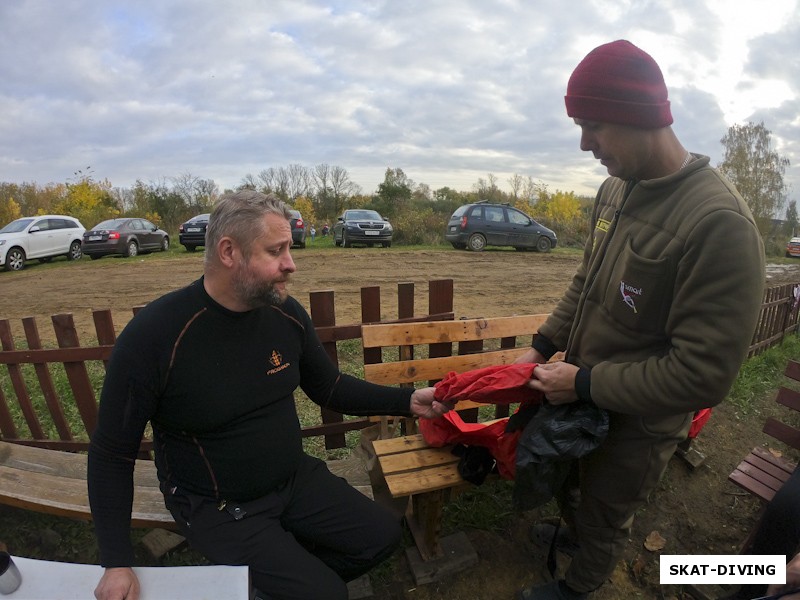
(204, 190), (292, 264)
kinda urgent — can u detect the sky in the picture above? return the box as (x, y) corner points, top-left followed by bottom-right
(1, 0), (798, 201)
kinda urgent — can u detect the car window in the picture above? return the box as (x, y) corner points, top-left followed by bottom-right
(49, 219), (68, 230)
(63, 219), (79, 229)
(485, 206), (505, 223)
(451, 206), (469, 218)
(0, 218), (34, 233)
(346, 210), (382, 220)
(142, 220), (156, 230)
(34, 219), (52, 231)
(508, 209), (530, 225)
(131, 220), (144, 231)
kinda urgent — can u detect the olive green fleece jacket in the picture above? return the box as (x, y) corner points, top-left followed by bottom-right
(537, 154), (765, 417)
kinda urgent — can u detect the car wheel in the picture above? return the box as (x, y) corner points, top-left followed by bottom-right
(5, 247), (26, 271)
(67, 240), (83, 261)
(468, 233), (487, 252)
(536, 236), (552, 253)
(184, 244), (196, 252)
(334, 235), (341, 247)
(124, 240), (139, 257)
(161, 237), (170, 252)
(342, 232), (350, 248)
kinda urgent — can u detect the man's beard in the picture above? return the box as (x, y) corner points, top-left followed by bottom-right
(232, 261), (288, 309)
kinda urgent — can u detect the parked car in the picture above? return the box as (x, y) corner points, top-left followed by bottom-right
(179, 213), (210, 252)
(0, 215), (85, 271)
(787, 237), (800, 258)
(445, 201), (557, 252)
(288, 210), (306, 248)
(82, 218), (169, 259)
(333, 209), (393, 248)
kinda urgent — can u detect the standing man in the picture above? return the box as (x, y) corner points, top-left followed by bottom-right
(88, 190), (452, 600)
(515, 40), (765, 599)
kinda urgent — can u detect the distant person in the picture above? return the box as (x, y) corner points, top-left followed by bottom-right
(88, 190), (453, 600)
(514, 40), (765, 599)
(310, 224), (316, 241)
(322, 223), (329, 236)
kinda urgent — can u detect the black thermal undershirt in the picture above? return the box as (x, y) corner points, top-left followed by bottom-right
(88, 278), (413, 566)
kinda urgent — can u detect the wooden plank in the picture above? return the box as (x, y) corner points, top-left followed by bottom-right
(775, 386), (800, 412)
(23, 316), (74, 441)
(52, 314), (99, 436)
(0, 464), (174, 528)
(763, 417), (800, 451)
(361, 314), (546, 348)
(372, 433), (432, 454)
(384, 464), (465, 497)
(363, 347), (529, 385)
(377, 446), (460, 475)
(785, 359), (800, 383)
(0, 319), (46, 439)
(0, 441), (159, 487)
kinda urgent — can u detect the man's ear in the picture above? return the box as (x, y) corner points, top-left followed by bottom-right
(217, 237), (238, 268)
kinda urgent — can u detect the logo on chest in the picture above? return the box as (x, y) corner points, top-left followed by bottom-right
(619, 281), (643, 313)
(266, 350), (291, 375)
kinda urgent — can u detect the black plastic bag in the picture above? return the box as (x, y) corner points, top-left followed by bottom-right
(513, 401), (609, 511)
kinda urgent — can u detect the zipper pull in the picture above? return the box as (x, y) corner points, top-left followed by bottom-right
(218, 499), (227, 511)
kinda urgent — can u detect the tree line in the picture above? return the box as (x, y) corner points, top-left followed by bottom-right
(0, 121), (792, 254)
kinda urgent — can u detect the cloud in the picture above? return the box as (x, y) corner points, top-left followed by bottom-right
(0, 0), (797, 200)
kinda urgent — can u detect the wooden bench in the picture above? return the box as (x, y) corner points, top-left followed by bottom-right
(728, 359), (800, 549)
(362, 314), (548, 583)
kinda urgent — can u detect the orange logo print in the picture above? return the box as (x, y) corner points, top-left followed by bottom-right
(270, 350), (283, 367)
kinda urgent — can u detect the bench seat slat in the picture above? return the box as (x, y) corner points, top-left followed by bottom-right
(384, 464), (465, 497)
(377, 446), (460, 475)
(0, 464), (174, 527)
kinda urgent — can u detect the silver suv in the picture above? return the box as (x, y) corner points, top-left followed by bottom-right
(0, 215), (86, 271)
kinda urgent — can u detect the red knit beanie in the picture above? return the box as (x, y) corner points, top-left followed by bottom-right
(565, 39), (673, 129)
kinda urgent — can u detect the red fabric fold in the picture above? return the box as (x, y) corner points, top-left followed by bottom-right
(419, 411), (521, 479)
(433, 363), (539, 405)
(421, 363), (544, 479)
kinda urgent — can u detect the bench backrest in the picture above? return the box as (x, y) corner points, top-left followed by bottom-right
(361, 314), (549, 436)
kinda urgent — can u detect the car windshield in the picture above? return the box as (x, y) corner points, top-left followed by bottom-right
(0, 218), (34, 233)
(190, 214), (210, 222)
(346, 210), (382, 220)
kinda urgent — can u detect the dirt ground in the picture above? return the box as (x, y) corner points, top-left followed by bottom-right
(2, 248), (800, 599)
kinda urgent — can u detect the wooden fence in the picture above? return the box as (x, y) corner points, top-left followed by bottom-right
(0, 278), (799, 454)
(0, 279), (454, 453)
(749, 282), (800, 356)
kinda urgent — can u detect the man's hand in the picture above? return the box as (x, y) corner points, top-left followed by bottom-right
(410, 387), (453, 419)
(766, 552), (800, 598)
(527, 361), (580, 405)
(94, 567), (140, 600)
(514, 347), (547, 365)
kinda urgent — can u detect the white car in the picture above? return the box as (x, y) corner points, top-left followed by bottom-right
(0, 215), (86, 271)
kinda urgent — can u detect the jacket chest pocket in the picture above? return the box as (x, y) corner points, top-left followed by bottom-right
(602, 239), (671, 334)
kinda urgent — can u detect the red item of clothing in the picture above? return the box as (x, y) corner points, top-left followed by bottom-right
(421, 363), (544, 479)
(688, 408), (712, 439)
(433, 363), (540, 405)
(419, 411), (521, 479)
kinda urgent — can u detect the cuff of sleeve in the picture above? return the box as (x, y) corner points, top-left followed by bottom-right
(532, 334), (558, 360)
(575, 367), (592, 402)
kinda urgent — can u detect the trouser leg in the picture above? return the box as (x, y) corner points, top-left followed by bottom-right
(749, 466), (800, 560)
(163, 454), (401, 600)
(564, 411), (691, 593)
